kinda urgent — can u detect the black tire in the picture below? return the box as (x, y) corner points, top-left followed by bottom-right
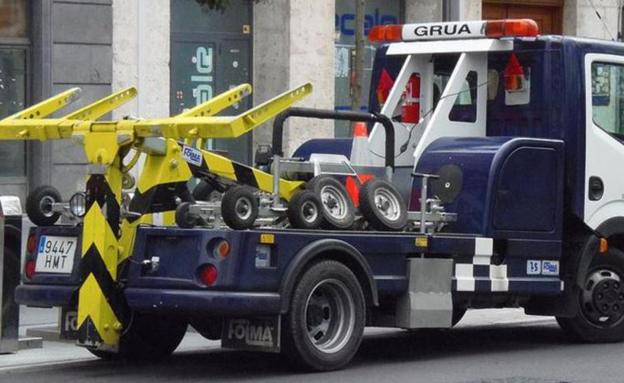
(359, 179), (408, 231)
(88, 313), (187, 361)
(190, 318), (222, 340)
(287, 190), (323, 229)
(192, 180), (217, 201)
(175, 202), (197, 229)
(306, 176), (355, 230)
(221, 186), (258, 230)
(26, 185), (62, 226)
(282, 260), (366, 371)
(557, 247), (624, 342)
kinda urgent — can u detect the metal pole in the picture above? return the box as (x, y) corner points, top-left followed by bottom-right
(0, 205), (17, 353)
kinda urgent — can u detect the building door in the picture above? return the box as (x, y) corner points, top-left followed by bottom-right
(170, 0), (252, 164)
(483, 0), (563, 34)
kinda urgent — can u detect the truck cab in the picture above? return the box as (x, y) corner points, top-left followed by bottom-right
(15, 19), (624, 371)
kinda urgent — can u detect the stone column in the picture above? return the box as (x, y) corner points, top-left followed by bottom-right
(564, 0), (620, 40)
(253, 0), (335, 157)
(405, 0), (443, 23)
(112, 0), (170, 119)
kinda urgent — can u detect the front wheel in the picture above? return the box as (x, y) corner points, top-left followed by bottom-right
(282, 260), (366, 371)
(557, 247), (624, 342)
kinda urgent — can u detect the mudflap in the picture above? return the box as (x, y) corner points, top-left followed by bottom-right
(60, 307), (79, 340)
(222, 316), (281, 353)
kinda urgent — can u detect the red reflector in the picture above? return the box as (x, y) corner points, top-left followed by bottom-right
(485, 19), (539, 38)
(25, 259), (36, 280)
(198, 264), (218, 286)
(27, 235), (37, 254)
(214, 240), (231, 258)
(369, 24), (402, 42)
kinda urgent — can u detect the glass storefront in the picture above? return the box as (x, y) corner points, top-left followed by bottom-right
(0, 48), (26, 176)
(334, 0), (402, 137)
(0, 0), (28, 180)
(170, 0), (252, 164)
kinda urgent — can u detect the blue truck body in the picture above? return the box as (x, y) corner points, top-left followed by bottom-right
(14, 33), (624, 369)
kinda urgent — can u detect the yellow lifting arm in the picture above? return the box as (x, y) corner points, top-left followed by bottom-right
(2, 87), (81, 121)
(177, 83), (252, 118)
(0, 83), (311, 142)
(133, 83), (312, 139)
(64, 87), (137, 121)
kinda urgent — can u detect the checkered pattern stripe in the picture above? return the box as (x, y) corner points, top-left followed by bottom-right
(453, 238), (509, 292)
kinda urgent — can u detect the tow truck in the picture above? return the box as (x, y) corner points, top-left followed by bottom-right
(10, 18), (624, 371)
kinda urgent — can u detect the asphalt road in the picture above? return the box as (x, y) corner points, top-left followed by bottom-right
(1, 322), (620, 383)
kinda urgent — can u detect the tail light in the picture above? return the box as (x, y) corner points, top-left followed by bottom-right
(25, 259), (36, 280)
(24, 233), (38, 280)
(213, 239), (231, 259)
(197, 264), (218, 286)
(27, 233), (37, 254)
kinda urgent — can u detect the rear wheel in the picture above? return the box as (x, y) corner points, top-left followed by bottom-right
(557, 247), (624, 342)
(88, 313), (187, 361)
(282, 260), (365, 371)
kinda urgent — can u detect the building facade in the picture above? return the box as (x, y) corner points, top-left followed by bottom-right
(0, 0), (621, 203)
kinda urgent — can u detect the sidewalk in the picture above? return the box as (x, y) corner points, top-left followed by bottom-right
(0, 307), (556, 372)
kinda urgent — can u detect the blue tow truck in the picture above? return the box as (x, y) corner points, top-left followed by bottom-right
(15, 18), (624, 371)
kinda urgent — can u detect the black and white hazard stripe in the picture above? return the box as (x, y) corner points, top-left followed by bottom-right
(453, 237), (509, 292)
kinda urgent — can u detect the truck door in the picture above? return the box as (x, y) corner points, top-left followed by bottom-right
(584, 54), (624, 229)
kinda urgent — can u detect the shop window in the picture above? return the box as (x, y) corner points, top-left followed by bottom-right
(0, 0), (28, 38)
(591, 62), (624, 141)
(0, 48), (26, 176)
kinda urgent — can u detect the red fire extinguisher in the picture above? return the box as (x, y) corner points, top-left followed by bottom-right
(401, 74), (420, 123)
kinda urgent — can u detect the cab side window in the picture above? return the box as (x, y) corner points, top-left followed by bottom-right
(592, 62), (624, 140)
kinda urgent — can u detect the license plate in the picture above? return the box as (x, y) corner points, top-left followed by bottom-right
(35, 235), (77, 274)
(222, 316), (281, 353)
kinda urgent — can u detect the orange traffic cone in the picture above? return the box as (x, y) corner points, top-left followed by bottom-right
(352, 121), (368, 137)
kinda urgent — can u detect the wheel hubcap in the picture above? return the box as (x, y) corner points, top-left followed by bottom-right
(320, 185), (348, 220)
(300, 200), (319, 223)
(235, 197), (253, 220)
(39, 196), (55, 217)
(373, 187), (400, 221)
(582, 269), (624, 326)
(304, 279), (355, 354)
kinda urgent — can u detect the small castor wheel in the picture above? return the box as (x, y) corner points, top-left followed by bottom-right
(221, 186), (259, 230)
(26, 185), (62, 226)
(175, 201), (198, 229)
(287, 190), (323, 229)
(306, 175), (355, 230)
(359, 179), (407, 231)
